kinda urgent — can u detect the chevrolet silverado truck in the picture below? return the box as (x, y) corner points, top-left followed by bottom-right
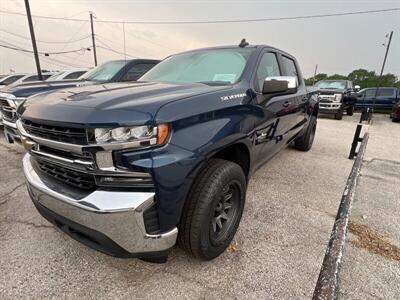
(18, 44), (319, 262)
(0, 59), (159, 142)
(315, 80), (358, 120)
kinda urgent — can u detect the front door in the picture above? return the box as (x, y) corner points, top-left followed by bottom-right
(252, 51), (295, 169)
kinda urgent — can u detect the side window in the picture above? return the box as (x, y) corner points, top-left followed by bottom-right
(365, 89), (375, 97)
(24, 75), (39, 82)
(122, 63), (156, 82)
(377, 88), (395, 97)
(281, 56), (299, 84)
(64, 71), (86, 80)
(2, 75), (24, 85)
(255, 52), (280, 92)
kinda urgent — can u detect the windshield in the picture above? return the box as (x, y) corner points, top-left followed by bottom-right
(80, 61), (127, 82)
(140, 48), (254, 85)
(316, 80), (346, 90)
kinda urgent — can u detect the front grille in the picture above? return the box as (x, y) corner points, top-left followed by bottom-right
(37, 160), (96, 190)
(0, 99), (16, 122)
(0, 99), (9, 107)
(22, 119), (88, 145)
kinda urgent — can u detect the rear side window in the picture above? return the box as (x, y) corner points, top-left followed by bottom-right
(255, 52), (280, 92)
(281, 56), (299, 84)
(365, 88), (395, 97)
(64, 71), (86, 80)
(122, 63), (156, 81)
(378, 89), (395, 97)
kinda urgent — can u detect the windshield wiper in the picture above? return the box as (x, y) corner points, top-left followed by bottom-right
(197, 81), (230, 86)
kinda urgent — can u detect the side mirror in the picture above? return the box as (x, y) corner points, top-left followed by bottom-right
(354, 85), (361, 92)
(263, 76), (298, 95)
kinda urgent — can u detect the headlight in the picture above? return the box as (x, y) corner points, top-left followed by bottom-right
(93, 124), (170, 146)
(334, 94), (343, 102)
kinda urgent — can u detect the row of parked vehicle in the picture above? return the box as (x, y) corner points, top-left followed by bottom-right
(0, 42), (397, 263)
(313, 79), (400, 121)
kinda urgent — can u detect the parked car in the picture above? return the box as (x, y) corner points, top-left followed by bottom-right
(355, 87), (399, 110)
(315, 80), (358, 120)
(0, 73), (27, 89)
(46, 69), (89, 81)
(18, 44), (319, 262)
(391, 101), (400, 122)
(7, 72), (57, 87)
(0, 59), (159, 143)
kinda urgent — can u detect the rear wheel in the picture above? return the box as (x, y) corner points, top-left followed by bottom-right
(178, 159), (246, 260)
(294, 116), (317, 151)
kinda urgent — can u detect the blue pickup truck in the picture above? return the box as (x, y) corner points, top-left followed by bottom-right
(18, 44), (319, 262)
(355, 87), (399, 110)
(0, 59), (159, 143)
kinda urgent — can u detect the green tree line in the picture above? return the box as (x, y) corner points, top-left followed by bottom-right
(305, 69), (400, 89)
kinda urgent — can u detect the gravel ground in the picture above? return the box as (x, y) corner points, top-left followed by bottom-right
(339, 114), (400, 300)
(0, 114), (359, 299)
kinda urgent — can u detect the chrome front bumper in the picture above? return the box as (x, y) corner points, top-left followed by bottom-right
(3, 119), (21, 144)
(23, 154), (178, 255)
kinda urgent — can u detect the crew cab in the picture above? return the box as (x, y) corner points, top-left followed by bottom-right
(355, 87), (399, 110)
(0, 59), (159, 143)
(19, 44), (319, 262)
(315, 80), (358, 120)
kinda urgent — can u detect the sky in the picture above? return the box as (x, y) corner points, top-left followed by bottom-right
(0, 0), (399, 78)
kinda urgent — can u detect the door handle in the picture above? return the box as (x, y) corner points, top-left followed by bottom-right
(282, 101), (291, 107)
(302, 96), (308, 102)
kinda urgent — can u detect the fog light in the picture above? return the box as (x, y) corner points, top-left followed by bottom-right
(96, 176), (153, 188)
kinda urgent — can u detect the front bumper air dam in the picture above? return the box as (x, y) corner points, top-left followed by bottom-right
(23, 154), (178, 258)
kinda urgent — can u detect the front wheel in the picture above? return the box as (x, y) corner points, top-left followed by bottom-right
(334, 108), (344, 120)
(294, 116), (317, 151)
(178, 159), (246, 260)
(346, 106), (354, 116)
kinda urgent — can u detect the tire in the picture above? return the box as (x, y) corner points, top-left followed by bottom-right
(178, 158), (246, 260)
(294, 116), (317, 151)
(346, 106), (354, 116)
(334, 108), (344, 120)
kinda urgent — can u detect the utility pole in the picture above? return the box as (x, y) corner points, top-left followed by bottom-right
(90, 12), (98, 67)
(372, 31), (393, 113)
(312, 64), (318, 85)
(24, 0), (42, 80)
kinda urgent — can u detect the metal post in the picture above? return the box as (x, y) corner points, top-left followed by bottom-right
(312, 64), (318, 85)
(348, 124), (363, 159)
(90, 12), (98, 67)
(24, 0), (42, 80)
(372, 31), (394, 114)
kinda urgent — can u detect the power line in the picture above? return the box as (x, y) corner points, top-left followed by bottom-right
(0, 28), (90, 44)
(96, 37), (137, 58)
(0, 40), (91, 55)
(0, 8), (399, 24)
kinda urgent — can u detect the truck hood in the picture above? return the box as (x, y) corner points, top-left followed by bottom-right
(20, 82), (231, 126)
(2, 80), (95, 98)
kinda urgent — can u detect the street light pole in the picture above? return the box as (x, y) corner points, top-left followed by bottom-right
(24, 0), (43, 80)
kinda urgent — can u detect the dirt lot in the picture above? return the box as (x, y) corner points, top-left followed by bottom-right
(0, 113), (391, 299)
